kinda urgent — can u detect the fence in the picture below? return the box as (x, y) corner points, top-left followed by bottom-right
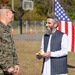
(11, 20), (75, 35)
(11, 20), (46, 34)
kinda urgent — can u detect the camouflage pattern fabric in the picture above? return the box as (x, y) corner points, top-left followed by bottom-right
(0, 21), (19, 73)
(0, 68), (3, 75)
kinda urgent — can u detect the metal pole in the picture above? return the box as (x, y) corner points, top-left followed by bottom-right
(34, 21), (36, 33)
(12, 0), (14, 20)
(19, 11), (24, 34)
(42, 20), (45, 32)
(20, 18), (22, 34)
(52, 0), (54, 14)
(19, 10), (25, 34)
(12, 0), (14, 10)
(26, 21), (28, 33)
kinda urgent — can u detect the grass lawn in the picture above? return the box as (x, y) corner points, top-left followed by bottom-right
(15, 40), (75, 75)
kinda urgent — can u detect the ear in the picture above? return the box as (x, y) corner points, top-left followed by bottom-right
(54, 23), (58, 28)
(6, 10), (9, 16)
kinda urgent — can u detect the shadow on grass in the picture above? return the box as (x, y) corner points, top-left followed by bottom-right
(68, 64), (75, 68)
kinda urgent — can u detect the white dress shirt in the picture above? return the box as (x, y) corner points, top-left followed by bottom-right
(40, 34), (69, 75)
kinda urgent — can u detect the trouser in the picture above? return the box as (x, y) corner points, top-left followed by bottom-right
(0, 71), (13, 75)
(3, 71), (13, 75)
(0, 68), (14, 75)
(0, 73), (13, 75)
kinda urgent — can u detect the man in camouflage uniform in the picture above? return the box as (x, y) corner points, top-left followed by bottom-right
(0, 4), (19, 75)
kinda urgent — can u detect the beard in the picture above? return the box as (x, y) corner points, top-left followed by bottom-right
(46, 27), (53, 35)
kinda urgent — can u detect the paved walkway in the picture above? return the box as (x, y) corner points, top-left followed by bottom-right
(13, 33), (44, 41)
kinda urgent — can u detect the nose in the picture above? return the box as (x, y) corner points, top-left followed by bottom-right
(46, 22), (49, 27)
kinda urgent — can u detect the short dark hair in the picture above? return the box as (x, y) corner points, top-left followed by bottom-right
(47, 15), (59, 24)
(47, 15), (59, 27)
(0, 4), (16, 13)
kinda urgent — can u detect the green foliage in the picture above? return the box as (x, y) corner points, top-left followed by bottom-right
(22, 9), (46, 20)
(11, 21), (18, 28)
(36, 4), (44, 16)
(68, 13), (75, 20)
(0, 0), (75, 20)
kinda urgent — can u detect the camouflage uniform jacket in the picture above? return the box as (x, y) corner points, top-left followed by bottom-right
(0, 21), (19, 71)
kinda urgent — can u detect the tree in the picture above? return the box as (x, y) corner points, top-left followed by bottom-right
(3, 0), (9, 4)
(0, 0), (9, 4)
(0, 0), (75, 20)
(33, 0), (52, 16)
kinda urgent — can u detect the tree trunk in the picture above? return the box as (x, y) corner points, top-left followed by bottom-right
(51, 0), (54, 14)
(18, 0), (23, 8)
